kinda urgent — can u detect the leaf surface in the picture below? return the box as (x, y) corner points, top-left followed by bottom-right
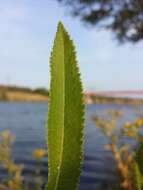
(47, 22), (85, 190)
(134, 162), (142, 190)
(136, 143), (143, 173)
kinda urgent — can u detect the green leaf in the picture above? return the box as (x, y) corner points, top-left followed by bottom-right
(134, 162), (142, 190)
(46, 22), (85, 190)
(136, 143), (143, 174)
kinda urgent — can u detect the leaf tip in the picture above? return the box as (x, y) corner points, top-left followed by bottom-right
(57, 21), (64, 30)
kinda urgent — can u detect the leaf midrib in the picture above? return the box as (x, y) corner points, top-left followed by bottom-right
(54, 29), (65, 190)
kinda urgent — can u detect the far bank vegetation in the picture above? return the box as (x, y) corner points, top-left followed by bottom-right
(0, 85), (49, 102)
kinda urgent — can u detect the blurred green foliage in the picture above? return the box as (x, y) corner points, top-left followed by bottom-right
(0, 91), (8, 101)
(33, 88), (49, 96)
(56, 0), (143, 43)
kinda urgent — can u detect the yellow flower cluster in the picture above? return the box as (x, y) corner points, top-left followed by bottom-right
(124, 118), (143, 129)
(33, 149), (46, 159)
(135, 118), (143, 127)
(94, 110), (143, 189)
(124, 122), (132, 129)
(0, 130), (25, 190)
(123, 118), (143, 138)
(8, 164), (23, 190)
(0, 130), (46, 190)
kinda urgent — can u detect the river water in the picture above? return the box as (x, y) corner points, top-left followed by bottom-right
(0, 102), (142, 190)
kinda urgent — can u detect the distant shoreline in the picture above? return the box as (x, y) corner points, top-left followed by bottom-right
(91, 96), (143, 105)
(0, 85), (49, 102)
(0, 85), (143, 104)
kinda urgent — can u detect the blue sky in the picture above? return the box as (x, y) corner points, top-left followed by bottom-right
(0, 0), (143, 91)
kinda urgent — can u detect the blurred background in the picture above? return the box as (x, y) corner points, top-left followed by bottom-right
(0, 0), (143, 93)
(0, 1), (143, 190)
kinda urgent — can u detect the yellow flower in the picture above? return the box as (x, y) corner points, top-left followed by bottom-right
(33, 149), (46, 159)
(121, 179), (129, 189)
(122, 165), (129, 178)
(127, 155), (133, 163)
(1, 130), (11, 139)
(8, 180), (16, 189)
(124, 122), (132, 129)
(0, 130), (15, 142)
(135, 118), (143, 127)
(126, 130), (136, 137)
(7, 163), (17, 173)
